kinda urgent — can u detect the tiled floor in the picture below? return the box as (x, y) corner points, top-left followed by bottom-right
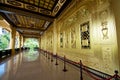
(0, 50), (93, 80)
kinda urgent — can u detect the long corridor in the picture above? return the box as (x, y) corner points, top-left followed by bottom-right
(0, 50), (93, 80)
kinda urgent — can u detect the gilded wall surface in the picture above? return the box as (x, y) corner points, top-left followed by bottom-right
(41, 0), (119, 74)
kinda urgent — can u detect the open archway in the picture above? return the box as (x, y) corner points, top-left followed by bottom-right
(24, 38), (39, 50)
(0, 27), (10, 50)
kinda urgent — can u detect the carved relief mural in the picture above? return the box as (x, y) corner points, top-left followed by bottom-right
(40, 0), (119, 75)
(76, 6), (90, 21)
(80, 21), (90, 49)
(46, 31), (53, 49)
(71, 27), (76, 48)
(50, 31), (53, 48)
(65, 31), (69, 48)
(102, 47), (112, 73)
(98, 0), (108, 5)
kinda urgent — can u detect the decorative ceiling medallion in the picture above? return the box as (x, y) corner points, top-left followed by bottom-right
(59, 0), (66, 6)
(25, 4), (38, 12)
(52, 3), (60, 16)
(39, 9), (51, 15)
(54, 6), (59, 12)
(5, 0), (23, 7)
(59, 0), (66, 5)
(52, 0), (66, 16)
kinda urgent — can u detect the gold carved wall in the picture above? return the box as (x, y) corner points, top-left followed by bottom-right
(41, 0), (119, 74)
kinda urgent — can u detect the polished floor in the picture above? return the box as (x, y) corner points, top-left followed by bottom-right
(0, 50), (93, 80)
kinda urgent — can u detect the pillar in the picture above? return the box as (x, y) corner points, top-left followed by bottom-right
(53, 19), (57, 54)
(10, 27), (16, 55)
(19, 34), (21, 51)
(23, 37), (25, 47)
(44, 32), (47, 50)
(39, 37), (41, 49)
(21, 35), (24, 47)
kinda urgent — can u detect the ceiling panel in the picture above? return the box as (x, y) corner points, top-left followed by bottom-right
(13, 14), (47, 30)
(6, 13), (50, 37)
(0, 0), (71, 16)
(0, 0), (72, 38)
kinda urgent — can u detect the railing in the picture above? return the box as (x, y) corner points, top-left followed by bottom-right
(0, 49), (11, 58)
(34, 47), (39, 50)
(39, 49), (120, 80)
(0, 47), (25, 60)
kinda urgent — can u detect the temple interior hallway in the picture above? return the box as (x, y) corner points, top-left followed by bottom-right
(0, 50), (93, 80)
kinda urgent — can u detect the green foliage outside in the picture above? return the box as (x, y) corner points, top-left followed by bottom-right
(0, 33), (10, 50)
(24, 38), (39, 50)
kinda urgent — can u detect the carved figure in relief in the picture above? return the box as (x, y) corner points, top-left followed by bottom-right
(101, 21), (108, 39)
(100, 10), (108, 21)
(100, 10), (109, 39)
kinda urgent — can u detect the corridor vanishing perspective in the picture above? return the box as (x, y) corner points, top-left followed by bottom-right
(0, 0), (120, 80)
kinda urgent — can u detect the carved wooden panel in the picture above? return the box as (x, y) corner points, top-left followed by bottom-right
(80, 21), (90, 49)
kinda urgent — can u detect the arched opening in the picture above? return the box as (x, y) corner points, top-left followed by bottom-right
(0, 27), (10, 50)
(24, 38), (39, 50)
(15, 32), (19, 48)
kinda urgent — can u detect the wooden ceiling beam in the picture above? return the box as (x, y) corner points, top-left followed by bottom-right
(0, 3), (54, 22)
(16, 27), (44, 32)
(23, 34), (40, 38)
(21, 32), (40, 35)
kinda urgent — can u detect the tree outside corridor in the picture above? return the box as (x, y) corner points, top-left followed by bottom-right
(24, 38), (39, 50)
(0, 28), (10, 50)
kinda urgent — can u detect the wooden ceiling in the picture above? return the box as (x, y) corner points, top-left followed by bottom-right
(0, 0), (72, 38)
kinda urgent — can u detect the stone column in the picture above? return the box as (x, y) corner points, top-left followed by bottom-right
(21, 35), (24, 47)
(39, 37), (41, 49)
(44, 32), (47, 50)
(10, 27), (16, 55)
(19, 34), (21, 51)
(53, 19), (57, 55)
(23, 37), (25, 47)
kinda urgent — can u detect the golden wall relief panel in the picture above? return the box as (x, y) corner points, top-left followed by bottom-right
(65, 31), (69, 48)
(102, 46), (113, 73)
(98, 0), (105, 5)
(60, 5), (91, 49)
(71, 27), (76, 48)
(76, 6), (90, 21)
(51, 37), (52, 48)
(97, 0), (110, 6)
(60, 32), (63, 48)
(47, 32), (53, 48)
(47, 37), (50, 48)
(80, 21), (90, 49)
